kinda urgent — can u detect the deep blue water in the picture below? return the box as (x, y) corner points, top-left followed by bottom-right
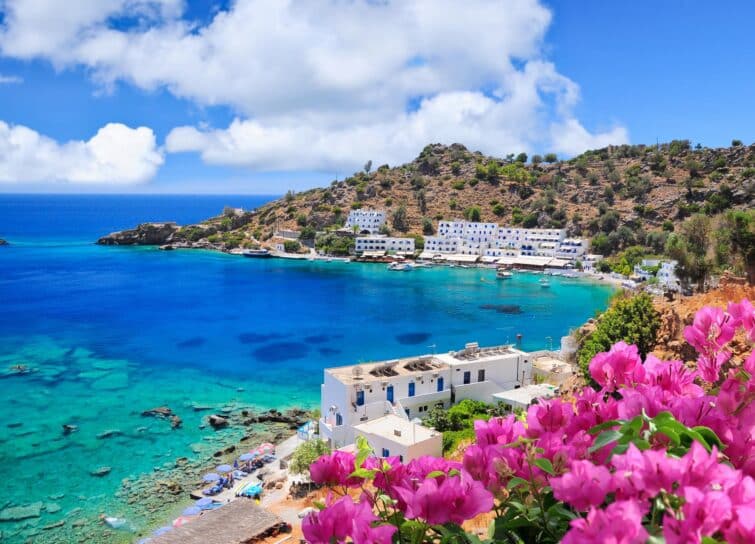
(0, 194), (614, 542)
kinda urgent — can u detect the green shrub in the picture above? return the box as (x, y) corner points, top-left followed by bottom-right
(283, 240), (301, 253)
(577, 293), (660, 378)
(451, 180), (466, 190)
(463, 206), (481, 222)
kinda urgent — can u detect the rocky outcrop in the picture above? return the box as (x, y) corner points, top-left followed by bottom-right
(90, 466), (111, 477)
(97, 222), (180, 246)
(243, 408), (309, 430)
(141, 406), (182, 429)
(0, 239), (8, 246)
(208, 414), (229, 429)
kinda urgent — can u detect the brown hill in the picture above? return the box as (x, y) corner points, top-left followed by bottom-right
(199, 141), (752, 245)
(99, 140), (754, 267)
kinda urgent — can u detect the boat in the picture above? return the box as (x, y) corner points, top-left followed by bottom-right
(242, 249), (272, 258)
(496, 269), (513, 279)
(387, 262), (413, 271)
(539, 278), (551, 288)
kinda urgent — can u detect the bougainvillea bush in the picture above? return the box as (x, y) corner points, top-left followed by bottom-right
(303, 300), (755, 544)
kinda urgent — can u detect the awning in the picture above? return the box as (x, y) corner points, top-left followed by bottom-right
(418, 251), (441, 259)
(361, 250), (386, 257)
(444, 254), (480, 263)
(480, 256), (500, 263)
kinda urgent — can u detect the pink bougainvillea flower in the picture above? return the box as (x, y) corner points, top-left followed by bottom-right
(643, 355), (703, 397)
(728, 299), (755, 341)
(684, 305), (736, 355)
(551, 459), (612, 510)
(562, 500), (649, 544)
(309, 451), (364, 488)
(526, 398), (573, 437)
(302, 494), (396, 544)
(589, 341), (645, 391)
(663, 487), (732, 544)
(393, 469), (493, 525)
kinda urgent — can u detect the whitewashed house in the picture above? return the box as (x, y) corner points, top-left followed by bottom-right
(353, 415), (442, 461)
(319, 343), (533, 451)
(345, 210), (386, 234)
(355, 236), (415, 255)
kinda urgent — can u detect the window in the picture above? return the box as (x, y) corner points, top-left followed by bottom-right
(356, 390), (365, 406)
(478, 369), (486, 382)
(463, 371), (471, 384)
(437, 377), (444, 392)
(381, 448), (390, 457)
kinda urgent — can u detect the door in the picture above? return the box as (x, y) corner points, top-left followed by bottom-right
(463, 371), (471, 384)
(386, 385), (394, 403)
(437, 377), (444, 392)
(356, 390), (365, 406)
(335, 413), (343, 426)
(408, 382), (415, 397)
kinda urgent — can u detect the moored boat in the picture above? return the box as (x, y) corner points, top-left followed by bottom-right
(496, 269), (513, 279)
(539, 277), (550, 288)
(242, 249), (272, 258)
(388, 262), (413, 271)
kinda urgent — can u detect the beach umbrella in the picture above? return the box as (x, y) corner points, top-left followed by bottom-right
(239, 453), (255, 461)
(258, 442), (275, 453)
(216, 464), (233, 473)
(153, 526), (173, 536)
(195, 498), (213, 508)
(202, 472), (220, 482)
(182, 506), (202, 517)
(172, 516), (194, 528)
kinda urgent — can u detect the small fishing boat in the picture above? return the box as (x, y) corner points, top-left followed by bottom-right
(388, 262), (413, 271)
(496, 269), (513, 279)
(242, 249), (272, 258)
(539, 278), (550, 288)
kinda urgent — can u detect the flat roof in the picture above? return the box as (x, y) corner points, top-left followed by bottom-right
(326, 356), (448, 385)
(493, 384), (558, 405)
(443, 254), (480, 262)
(436, 343), (524, 364)
(150, 500), (281, 544)
(354, 415), (439, 446)
(533, 356), (573, 374)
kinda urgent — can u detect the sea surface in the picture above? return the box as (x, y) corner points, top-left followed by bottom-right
(0, 194), (614, 542)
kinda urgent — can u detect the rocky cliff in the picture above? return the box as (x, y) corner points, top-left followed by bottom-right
(97, 222), (180, 246)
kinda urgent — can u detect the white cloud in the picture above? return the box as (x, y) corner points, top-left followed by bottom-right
(0, 0), (629, 174)
(0, 121), (164, 184)
(0, 73), (22, 84)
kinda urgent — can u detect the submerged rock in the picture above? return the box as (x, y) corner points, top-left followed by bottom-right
(208, 414), (228, 429)
(0, 502), (42, 521)
(0, 239), (7, 246)
(62, 424), (78, 436)
(90, 466), (112, 477)
(96, 429), (123, 440)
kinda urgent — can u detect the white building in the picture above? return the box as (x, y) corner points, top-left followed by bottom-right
(492, 384), (559, 411)
(319, 343), (533, 450)
(345, 210), (386, 234)
(424, 221), (586, 262)
(353, 415), (442, 461)
(633, 259), (680, 291)
(581, 254), (604, 272)
(355, 236), (415, 255)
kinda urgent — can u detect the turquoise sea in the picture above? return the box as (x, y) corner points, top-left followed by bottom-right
(0, 194), (614, 542)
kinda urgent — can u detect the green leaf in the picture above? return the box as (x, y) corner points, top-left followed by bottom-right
(427, 470), (446, 479)
(588, 429), (622, 453)
(348, 467), (376, 480)
(588, 419), (622, 435)
(692, 426), (724, 449)
(312, 500), (326, 510)
(354, 435), (372, 468)
(532, 458), (555, 476)
(506, 476), (529, 491)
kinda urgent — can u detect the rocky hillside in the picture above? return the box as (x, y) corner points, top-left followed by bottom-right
(99, 140), (754, 256)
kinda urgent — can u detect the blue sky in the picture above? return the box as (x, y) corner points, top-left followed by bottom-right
(0, 0), (752, 194)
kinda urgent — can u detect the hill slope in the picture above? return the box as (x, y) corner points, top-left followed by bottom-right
(234, 140), (753, 242)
